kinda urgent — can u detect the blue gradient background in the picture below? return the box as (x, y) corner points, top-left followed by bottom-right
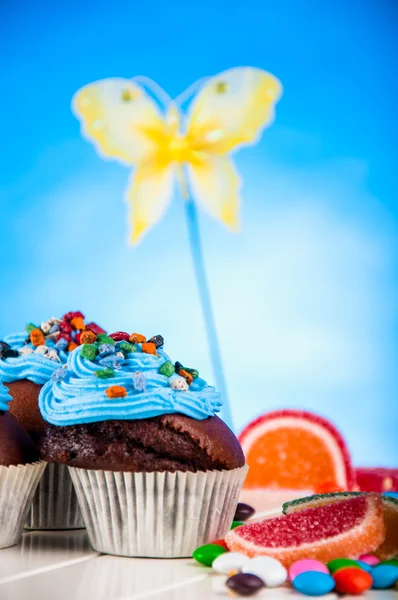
(1, 0), (397, 465)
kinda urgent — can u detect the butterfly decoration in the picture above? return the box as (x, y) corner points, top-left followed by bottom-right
(72, 67), (282, 244)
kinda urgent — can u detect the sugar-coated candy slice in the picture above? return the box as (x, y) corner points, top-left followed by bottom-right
(374, 496), (398, 560)
(239, 409), (355, 491)
(292, 572), (335, 596)
(355, 467), (398, 492)
(225, 494), (385, 568)
(284, 491), (398, 562)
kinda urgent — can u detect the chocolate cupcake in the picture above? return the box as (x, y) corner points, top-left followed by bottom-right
(39, 331), (247, 557)
(0, 311), (106, 530)
(0, 384), (45, 549)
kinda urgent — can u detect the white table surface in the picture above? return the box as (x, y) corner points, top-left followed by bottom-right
(1, 491), (396, 600)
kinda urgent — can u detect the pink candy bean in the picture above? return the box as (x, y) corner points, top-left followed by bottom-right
(358, 554), (380, 566)
(289, 559), (329, 581)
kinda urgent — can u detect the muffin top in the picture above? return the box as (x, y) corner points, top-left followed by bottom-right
(39, 331), (222, 425)
(0, 311), (105, 385)
(0, 383), (38, 466)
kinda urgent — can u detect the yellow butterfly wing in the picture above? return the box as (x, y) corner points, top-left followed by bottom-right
(184, 67), (281, 229)
(72, 78), (167, 165)
(73, 78), (177, 243)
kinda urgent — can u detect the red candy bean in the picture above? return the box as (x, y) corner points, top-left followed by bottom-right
(333, 567), (372, 594)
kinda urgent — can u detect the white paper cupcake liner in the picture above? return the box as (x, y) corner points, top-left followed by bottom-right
(25, 462), (85, 530)
(69, 464), (248, 558)
(0, 461), (46, 549)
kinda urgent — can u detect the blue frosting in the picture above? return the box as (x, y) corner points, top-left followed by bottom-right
(0, 333), (68, 385)
(39, 346), (222, 425)
(0, 383), (11, 411)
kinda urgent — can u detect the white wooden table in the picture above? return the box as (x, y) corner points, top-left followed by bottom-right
(0, 491), (396, 600)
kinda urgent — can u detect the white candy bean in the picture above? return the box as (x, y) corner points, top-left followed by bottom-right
(242, 556), (287, 587)
(212, 552), (251, 575)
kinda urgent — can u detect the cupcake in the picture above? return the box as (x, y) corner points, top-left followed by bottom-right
(0, 311), (106, 530)
(39, 331), (247, 557)
(0, 383), (45, 549)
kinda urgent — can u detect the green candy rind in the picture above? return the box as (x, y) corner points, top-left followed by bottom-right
(25, 323), (38, 333)
(282, 492), (364, 514)
(192, 544), (227, 567)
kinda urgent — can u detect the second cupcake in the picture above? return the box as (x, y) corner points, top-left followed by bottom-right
(39, 331), (247, 557)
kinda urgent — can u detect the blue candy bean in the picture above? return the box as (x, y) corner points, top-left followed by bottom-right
(371, 564), (398, 589)
(292, 572), (335, 596)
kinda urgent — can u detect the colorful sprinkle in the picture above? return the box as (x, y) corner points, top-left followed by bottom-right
(95, 368), (116, 379)
(80, 344), (97, 360)
(55, 338), (68, 351)
(118, 341), (134, 354)
(52, 368), (67, 382)
(148, 335), (164, 348)
(70, 316), (85, 330)
(63, 311), (84, 322)
(129, 333), (146, 344)
(132, 372), (147, 392)
(97, 334), (115, 346)
(0, 341), (18, 358)
(169, 376), (188, 391)
(142, 342), (157, 355)
(178, 369), (193, 385)
(105, 385), (127, 399)
(98, 343), (116, 357)
(80, 330), (97, 344)
(85, 322), (106, 335)
(158, 361), (175, 377)
(30, 328), (45, 347)
(109, 331), (130, 342)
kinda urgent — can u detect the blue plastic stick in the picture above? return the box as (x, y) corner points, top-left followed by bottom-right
(184, 198), (233, 429)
